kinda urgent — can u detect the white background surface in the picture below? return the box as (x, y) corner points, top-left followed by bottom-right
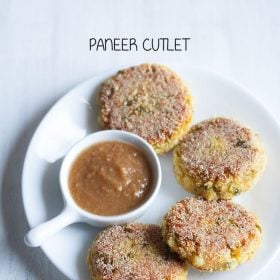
(0, 0), (280, 279)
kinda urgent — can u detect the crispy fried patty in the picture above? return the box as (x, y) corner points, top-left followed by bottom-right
(98, 64), (193, 154)
(162, 197), (262, 271)
(174, 117), (266, 200)
(88, 224), (188, 280)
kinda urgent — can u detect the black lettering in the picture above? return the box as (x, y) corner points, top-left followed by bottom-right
(174, 38), (182, 51)
(143, 38), (151, 51)
(89, 37), (190, 52)
(160, 38), (166, 51)
(114, 38), (121, 51)
(97, 39), (106, 51)
(104, 38), (113, 51)
(152, 38), (160, 51)
(130, 38), (138, 51)
(89, 38), (96, 51)
(122, 38), (129, 51)
(182, 37), (191, 51)
(164, 38), (174, 51)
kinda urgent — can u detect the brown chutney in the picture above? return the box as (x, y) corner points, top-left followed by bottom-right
(69, 141), (153, 216)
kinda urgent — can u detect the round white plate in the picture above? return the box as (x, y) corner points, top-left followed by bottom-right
(22, 64), (280, 280)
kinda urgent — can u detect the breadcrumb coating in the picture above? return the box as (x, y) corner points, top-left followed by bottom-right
(162, 197), (262, 271)
(174, 117), (266, 199)
(98, 64), (193, 154)
(88, 224), (188, 280)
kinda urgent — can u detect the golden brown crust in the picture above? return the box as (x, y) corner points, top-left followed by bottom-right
(87, 223), (188, 280)
(98, 64), (193, 154)
(162, 197), (262, 271)
(174, 117), (266, 199)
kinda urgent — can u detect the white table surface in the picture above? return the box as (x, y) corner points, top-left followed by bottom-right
(1, 0), (280, 279)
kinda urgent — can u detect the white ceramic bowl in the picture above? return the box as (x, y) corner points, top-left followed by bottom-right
(24, 130), (162, 247)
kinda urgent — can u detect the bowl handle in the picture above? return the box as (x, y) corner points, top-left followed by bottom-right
(24, 206), (80, 247)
